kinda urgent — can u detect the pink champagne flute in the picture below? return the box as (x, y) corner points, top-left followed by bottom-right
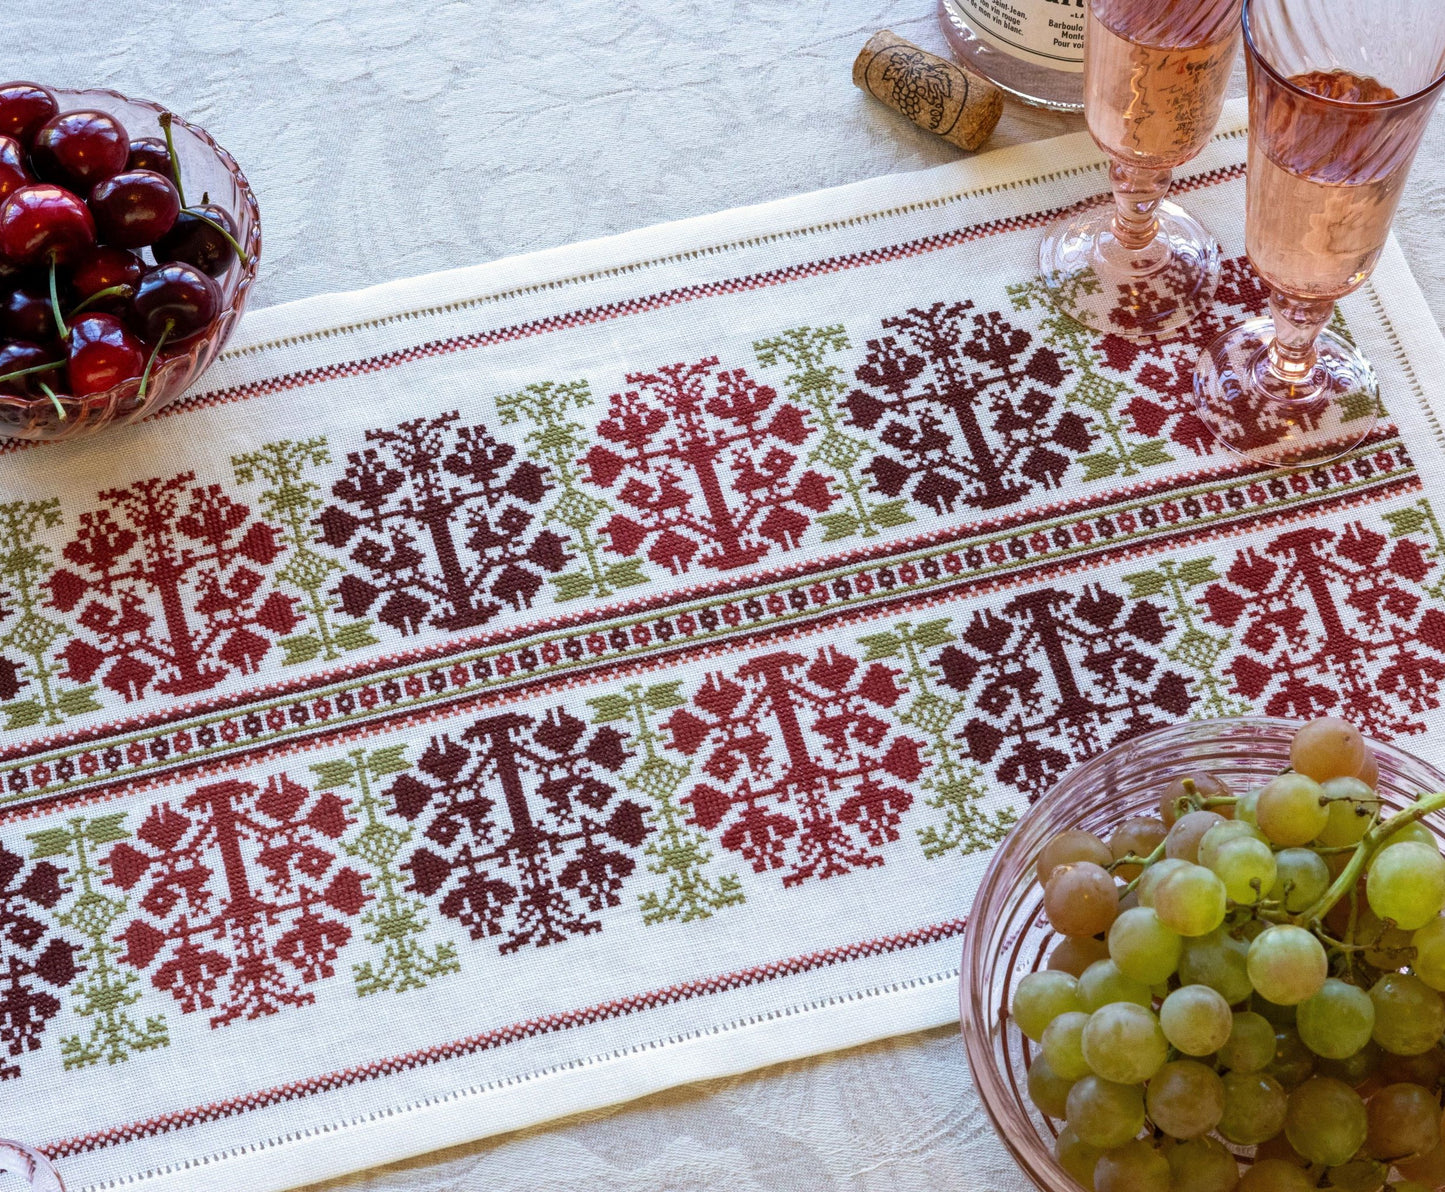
(1194, 0), (1445, 469)
(1038, 0), (1243, 338)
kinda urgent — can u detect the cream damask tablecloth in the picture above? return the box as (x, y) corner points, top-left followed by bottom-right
(8, 1), (1445, 1188)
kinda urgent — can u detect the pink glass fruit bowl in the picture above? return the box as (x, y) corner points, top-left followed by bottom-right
(959, 717), (1445, 1191)
(0, 87), (260, 442)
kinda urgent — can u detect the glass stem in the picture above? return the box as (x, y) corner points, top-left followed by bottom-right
(1109, 160), (1172, 251)
(1266, 292), (1334, 386)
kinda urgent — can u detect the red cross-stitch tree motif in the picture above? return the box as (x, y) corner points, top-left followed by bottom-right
(45, 473), (299, 701)
(105, 775), (370, 1028)
(317, 412), (570, 636)
(579, 356), (838, 574)
(386, 709), (648, 953)
(0, 843), (78, 1080)
(935, 585), (1193, 796)
(663, 648), (925, 886)
(1202, 523), (1445, 736)
(844, 301), (1092, 514)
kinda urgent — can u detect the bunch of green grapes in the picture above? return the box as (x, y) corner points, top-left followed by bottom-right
(1012, 715), (1445, 1192)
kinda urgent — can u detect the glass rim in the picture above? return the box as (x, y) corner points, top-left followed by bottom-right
(1242, 0), (1445, 110)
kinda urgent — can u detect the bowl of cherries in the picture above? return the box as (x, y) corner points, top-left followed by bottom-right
(0, 82), (260, 440)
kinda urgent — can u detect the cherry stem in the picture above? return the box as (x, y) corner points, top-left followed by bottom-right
(47, 255), (68, 340)
(0, 360), (64, 386)
(136, 321), (172, 402)
(37, 380), (65, 422)
(67, 285), (133, 319)
(158, 112), (188, 208)
(183, 207), (248, 265)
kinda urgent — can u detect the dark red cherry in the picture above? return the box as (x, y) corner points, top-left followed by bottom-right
(0, 286), (58, 341)
(0, 183), (95, 266)
(132, 261), (220, 343)
(126, 136), (172, 176)
(88, 169), (180, 248)
(30, 110), (129, 191)
(0, 83), (57, 147)
(70, 245), (144, 307)
(0, 339), (62, 396)
(67, 312), (144, 395)
(153, 204), (237, 277)
(0, 136), (33, 205)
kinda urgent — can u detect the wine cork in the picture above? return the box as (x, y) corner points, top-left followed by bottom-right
(853, 31), (1004, 153)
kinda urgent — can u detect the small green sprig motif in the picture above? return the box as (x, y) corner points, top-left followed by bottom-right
(317, 745), (461, 996)
(496, 379), (650, 600)
(753, 325), (913, 542)
(29, 815), (169, 1068)
(856, 619), (1015, 859)
(233, 438), (379, 665)
(1384, 498), (1445, 599)
(589, 682), (744, 924)
(0, 500), (103, 730)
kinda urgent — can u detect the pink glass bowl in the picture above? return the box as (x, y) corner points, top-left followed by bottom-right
(959, 717), (1445, 1191)
(0, 87), (260, 441)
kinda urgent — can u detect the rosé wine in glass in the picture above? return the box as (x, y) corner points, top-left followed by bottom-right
(1038, 0), (1242, 338)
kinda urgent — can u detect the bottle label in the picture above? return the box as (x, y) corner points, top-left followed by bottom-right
(954, 0), (1087, 73)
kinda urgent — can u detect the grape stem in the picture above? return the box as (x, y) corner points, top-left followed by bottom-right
(1299, 790), (1445, 926)
(1117, 839), (1168, 895)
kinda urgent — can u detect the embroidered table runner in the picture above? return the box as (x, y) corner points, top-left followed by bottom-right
(4, 97), (1445, 1192)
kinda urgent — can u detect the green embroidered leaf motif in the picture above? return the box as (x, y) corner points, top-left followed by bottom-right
(604, 559), (650, 588)
(278, 633), (323, 666)
(911, 619), (955, 650)
(1121, 569), (1169, 599)
(872, 500), (914, 528)
(1176, 559), (1222, 588)
(587, 694), (633, 723)
(84, 814), (130, 845)
(310, 758), (360, 789)
(1384, 507), (1430, 537)
(26, 827), (73, 857)
(1339, 388), (1377, 423)
(551, 571), (598, 601)
(1078, 451), (1124, 483)
(2, 699), (44, 730)
(644, 681), (686, 711)
(1129, 441), (1174, 468)
(856, 631), (904, 660)
(56, 686), (103, 716)
(332, 621), (380, 651)
(367, 745), (410, 778)
(817, 511), (861, 541)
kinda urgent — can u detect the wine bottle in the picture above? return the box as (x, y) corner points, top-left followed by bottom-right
(938, 0), (1086, 111)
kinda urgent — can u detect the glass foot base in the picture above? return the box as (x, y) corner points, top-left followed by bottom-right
(1038, 198), (1222, 337)
(1194, 317), (1379, 469)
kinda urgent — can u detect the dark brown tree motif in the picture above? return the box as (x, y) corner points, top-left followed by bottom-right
(663, 648), (925, 885)
(46, 473), (299, 701)
(580, 357), (838, 575)
(936, 584), (1193, 796)
(1202, 523), (1445, 736)
(845, 301), (1092, 514)
(386, 709), (648, 953)
(0, 842), (80, 1080)
(317, 412), (570, 636)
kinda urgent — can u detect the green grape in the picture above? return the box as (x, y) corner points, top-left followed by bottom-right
(1198, 820), (1267, 872)
(1046, 861), (1123, 937)
(1108, 907), (1182, 985)
(1253, 993), (1297, 1025)
(1042, 1010), (1093, 1081)
(1012, 970), (1086, 1041)
(1219, 1070), (1288, 1145)
(1413, 913), (1445, 991)
(1219, 1010), (1277, 1073)
(1355, 907), (1415, 970)
(1316, 776), (1379, 848)
(1284, 1076), (1367, 1167)
(1066, 1075), (1147, 1150)
(1322, 1159), (1389, 1192)
(1370, 972), (1445, 1056)
(1267, 848), (1330, 914)
(1247, 926), (1327, 1006)
(1296, 978), (1376, 1060)
(1367, 820), (1437, 863)
(1137, 858), (1189, 908)
(1111, 817), (1168, 881)
(1161, 772), (1234, 828)
(1154, 863), (1228, 937)
(1393, 1182), (1433, 1192)
(1316, 1040), (1380, 1088)
(1145, 1059), (1224, 1139)
(1079, 959), (1153, 1012)
(1038, 828), (1114, 885)
(1236, 1159), (1314, 1192)
(1055, 1125), (1102, 1191)
(1093, 1139), (1170, 1192)
(1167, 810), (1227, 863)
(1365, 1080), (1441, 1162)
(1264, 1026), (1316, 1090)
(1026, 1052), (1076, 1119)
(1048, 934), (1112, 978)
(1179, 930), (1253, 1004)
(1166, 1136), (1241, 1192)
(1081, 1003), (1168, 1084)
(1211, 837), (1277, 905)
(1256, 773), (1329, 847)
(1236, 788), (1260, 827)
(1366, 841), (1445, 931)
(1291, 716), (1366, 784)
(1159, 984), (1233, 1056)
